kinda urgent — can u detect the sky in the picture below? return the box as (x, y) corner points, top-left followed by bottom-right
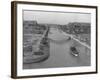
(23, 10), (91, 25)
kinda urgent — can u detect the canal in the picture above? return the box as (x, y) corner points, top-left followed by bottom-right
(23, 27), (90, 69)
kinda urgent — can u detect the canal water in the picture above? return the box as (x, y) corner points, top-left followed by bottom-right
(23, 27), (90, 69)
